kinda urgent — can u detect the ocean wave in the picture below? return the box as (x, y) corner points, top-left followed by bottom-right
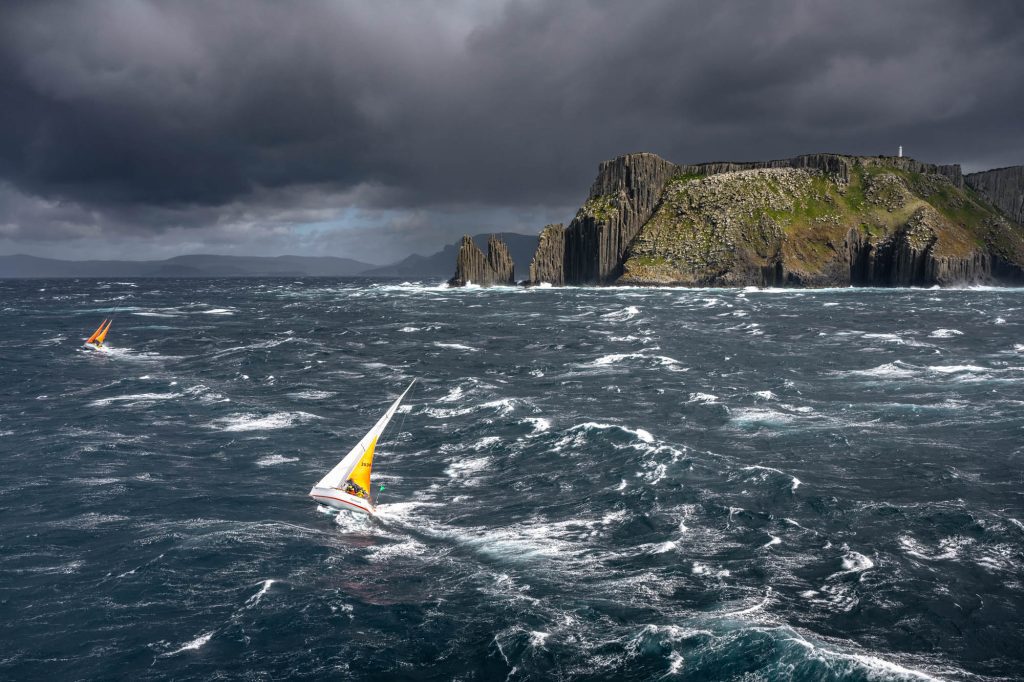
(741, 465), (801, 492)
(433, 341), (479, 352)
(89, 392), (182, 407)
(256, 454), (299, 467)
(600, 305), (640, 321)
(285, 390), (336, 400)
(209, 411), (319, 432)
(585, 352), (686, 371)
(160, 631), (214, 657)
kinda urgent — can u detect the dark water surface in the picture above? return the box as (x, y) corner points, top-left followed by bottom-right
(1, 278), (1022, 680)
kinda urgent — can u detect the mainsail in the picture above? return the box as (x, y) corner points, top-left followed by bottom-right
(85, 319), (108, 344)
(94, 320), (112, 345)
(311, 379), (416, 507)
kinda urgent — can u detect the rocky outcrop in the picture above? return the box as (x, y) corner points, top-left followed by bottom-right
(459, 151), (1024, 289)
(678, 153), (854, 184)
(486, 234), (515, 284)
(563, 152), (679, 284)
(965, 166), (1024, 225)
(527, 224), (566, 285)
(846, 207), (993, 286)
(447, 234), (515, 286)
(677, 153), (963, 188)
(618, 159), (1024, 287)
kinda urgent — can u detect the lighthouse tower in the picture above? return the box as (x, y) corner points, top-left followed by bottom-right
(898, 145), (903, 158)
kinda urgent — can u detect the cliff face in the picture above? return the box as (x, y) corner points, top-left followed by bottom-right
(965, 166), (1024, 226)
(447, 234), (515, 286)
(677, 153), (963, 188)
(563, 152), (679, 284)
(618, 158), (1024, 287)
(527, 224), (566, 285)
(453, 151), (1024, 289)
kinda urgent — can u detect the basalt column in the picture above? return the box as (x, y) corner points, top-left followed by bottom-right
(527, 224), (566, 285)
(563, 153), (679, 284)
(448, 235), (516, 286)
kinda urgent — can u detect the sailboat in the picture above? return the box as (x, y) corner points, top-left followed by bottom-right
(84, 319), (112, 349)
(309, 379), (416, 515)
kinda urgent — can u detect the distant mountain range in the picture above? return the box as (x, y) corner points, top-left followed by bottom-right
(0, 233), (540, 279)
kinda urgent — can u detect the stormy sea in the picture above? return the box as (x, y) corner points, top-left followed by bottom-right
(1, 278), (1022, 681)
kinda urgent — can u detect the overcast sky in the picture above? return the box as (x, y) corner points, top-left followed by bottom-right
(1, 0), (1022, 264)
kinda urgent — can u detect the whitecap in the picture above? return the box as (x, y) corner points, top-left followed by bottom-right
(438, 385), (464, 403)
(256, 455), (299, 467)
(847, 362), (917, 379)
(840, 551), (874, 573)
(586, 352), (685, 371)
(445, 456), (492, 484)
(433, 341), (479, 352)
(529, 631), (550, 648)
(929, 328), (963, 338)
(246, 579), (276, 607)
(210, 411), (318, 432)
(286, 390), (336, 400)
(568, 421), (654, 443)
(928, 364), (987, 374)
(862, 332), (905, 344)
(89, 392), (182, 407)
(730, 408), (795, 426)
(521, 417), (551, 434)
(601, 305), (640, 321)
(162, 631), (214, 657)
(742, 465), (801, 492)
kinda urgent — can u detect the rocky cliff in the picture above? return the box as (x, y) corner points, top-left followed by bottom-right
(527, 224), (566, 285)
(451, 151), (1024, 288)
(965, 166), (1024, 226)
(563, 152), (679, 284)
(447, 234), (516, 286)
(619, 158), (1024, 287)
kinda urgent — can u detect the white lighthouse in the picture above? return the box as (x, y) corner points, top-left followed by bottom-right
(898, 145), (903, 158)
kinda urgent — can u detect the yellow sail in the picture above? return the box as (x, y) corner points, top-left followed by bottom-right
(86, 319), (108, 344)
(346, 436), (377, 494)
(95, 320), (113, 344)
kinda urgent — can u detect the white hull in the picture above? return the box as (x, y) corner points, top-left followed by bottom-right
(309, 486), (374, 515)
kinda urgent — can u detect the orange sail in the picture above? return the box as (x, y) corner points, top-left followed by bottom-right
(346, 436), (378, 495)
(86, 319), (108, 344)
(94, 320), (112, 345)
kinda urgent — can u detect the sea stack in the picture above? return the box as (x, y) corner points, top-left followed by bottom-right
(447, 234), (515, 286)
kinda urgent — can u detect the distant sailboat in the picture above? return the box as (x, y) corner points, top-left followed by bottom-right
(309, 379), (416, 515)
(85, 319), (112, 348)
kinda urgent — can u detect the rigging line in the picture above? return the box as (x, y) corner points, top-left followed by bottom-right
(378, 379), (416, 505)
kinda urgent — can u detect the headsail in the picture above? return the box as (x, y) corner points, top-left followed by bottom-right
(86, 319), (108, 344)
(312, 379), (416, 496)
(94, 320), (112, 344)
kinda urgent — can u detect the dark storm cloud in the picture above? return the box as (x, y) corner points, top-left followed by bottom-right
(0, 0), (1022, 260)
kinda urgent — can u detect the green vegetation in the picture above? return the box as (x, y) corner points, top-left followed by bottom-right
(618, 159), (1024, 286)
(582, 194), (618, 222)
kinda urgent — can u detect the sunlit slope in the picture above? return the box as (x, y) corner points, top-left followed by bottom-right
(619, 158), (1024, 286)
